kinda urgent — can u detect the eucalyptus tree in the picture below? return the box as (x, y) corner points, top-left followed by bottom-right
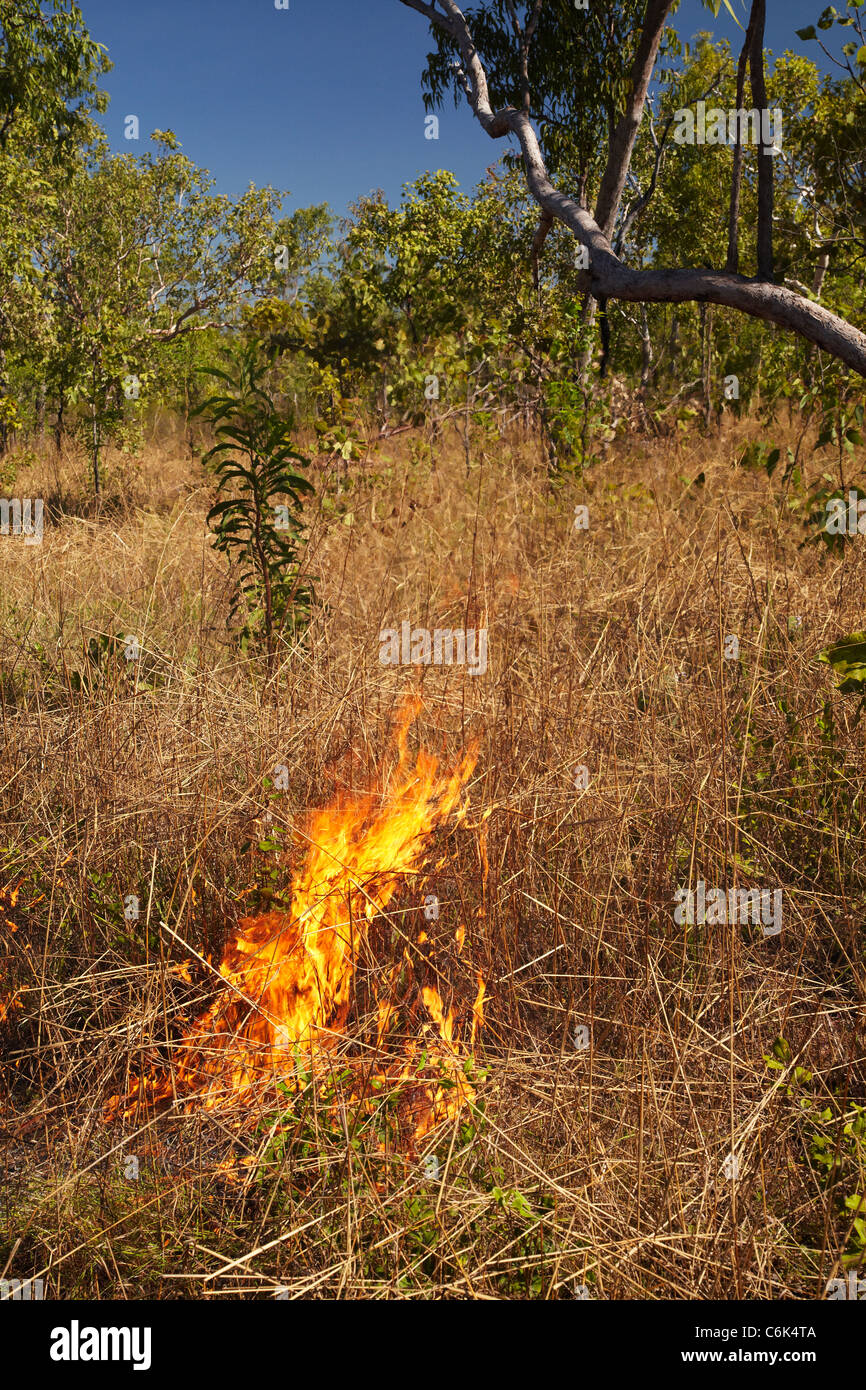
(793, 8), (866, 305)
(0, 0), (110, 446)
(0, 0), (109, 156)
(398, 0), (866, 376)
(38, 132), (284, 493)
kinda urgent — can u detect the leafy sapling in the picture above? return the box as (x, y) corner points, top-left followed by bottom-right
(193, 339), (316, 672)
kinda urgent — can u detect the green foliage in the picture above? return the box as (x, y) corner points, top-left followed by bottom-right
(813, 398), (865, 461)
(804, 481), (866, 550)
(765, 1037), (866, 1265)
(244, 1063), (567, 1297)
(736, 440), (789, 477)
(542, 305), (607, 471)
(1, 0), (865, 508)
(67, 631), (165, 696)
(194, 340), (316, 669)
(797, 4), (866, 92)
(0, 0), (110, 157)
(30, 131), (285, 492)
(419, 1), (651, 198)
(727, 629), (866, 904)
(701, 0), (744, 22)
(817, 631), (866, 693)
(763, 1035), (814, 1094)
(267, 204), (335, 306)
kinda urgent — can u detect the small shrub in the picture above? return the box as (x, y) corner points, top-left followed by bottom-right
(194, 339), (316, 671)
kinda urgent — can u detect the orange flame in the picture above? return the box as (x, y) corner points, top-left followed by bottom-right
(0, 991), (21, 1024)
(108, 701), (483, 1144)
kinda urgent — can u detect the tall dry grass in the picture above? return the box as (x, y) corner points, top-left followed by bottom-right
(0, 415), (864, 1299)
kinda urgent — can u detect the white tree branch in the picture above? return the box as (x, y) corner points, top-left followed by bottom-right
(399, 0), (866, 376)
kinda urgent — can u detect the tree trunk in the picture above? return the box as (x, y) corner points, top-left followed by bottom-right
(812, 249), (830, 300)
(640, 305), (653, 387)
(55, 387), (65, 451)
(594, 0), (675, 242)
(701, 304), (713, 426)
(749, 0), (773, 281)
(578, 294), (597, 382)
(727, 1), (759, 272)
(399, 0), (866, 377)
(91, 407), (101, 498)
(0, 348), (7, 455)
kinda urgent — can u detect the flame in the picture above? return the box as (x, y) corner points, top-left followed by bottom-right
(0, 991), (21, 1024)
(0, 885), (22, 1025)
(108, 701), (484, 1145)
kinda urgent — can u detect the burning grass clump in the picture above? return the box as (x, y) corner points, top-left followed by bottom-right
(103, 700), (484, 1161)
(1, 417), (866, 1297)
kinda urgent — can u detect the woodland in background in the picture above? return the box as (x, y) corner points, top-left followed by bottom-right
(0, 0), (865, 495)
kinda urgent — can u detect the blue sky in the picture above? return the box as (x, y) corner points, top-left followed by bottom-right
(76, 0), (837, 221)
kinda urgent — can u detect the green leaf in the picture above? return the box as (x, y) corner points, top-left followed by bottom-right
(817, 632), (866, 692)
(774, 1036), (792, 1063)
(701, 0), (744, 26)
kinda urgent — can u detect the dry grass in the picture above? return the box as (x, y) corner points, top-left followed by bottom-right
(1, 414), (865, 1299)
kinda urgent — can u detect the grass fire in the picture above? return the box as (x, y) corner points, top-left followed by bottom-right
(2, 0), (866, 1311)
(106, 699), (483, 1153)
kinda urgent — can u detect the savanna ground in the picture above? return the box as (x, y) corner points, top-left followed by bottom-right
(1, 406), (865, 1300)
